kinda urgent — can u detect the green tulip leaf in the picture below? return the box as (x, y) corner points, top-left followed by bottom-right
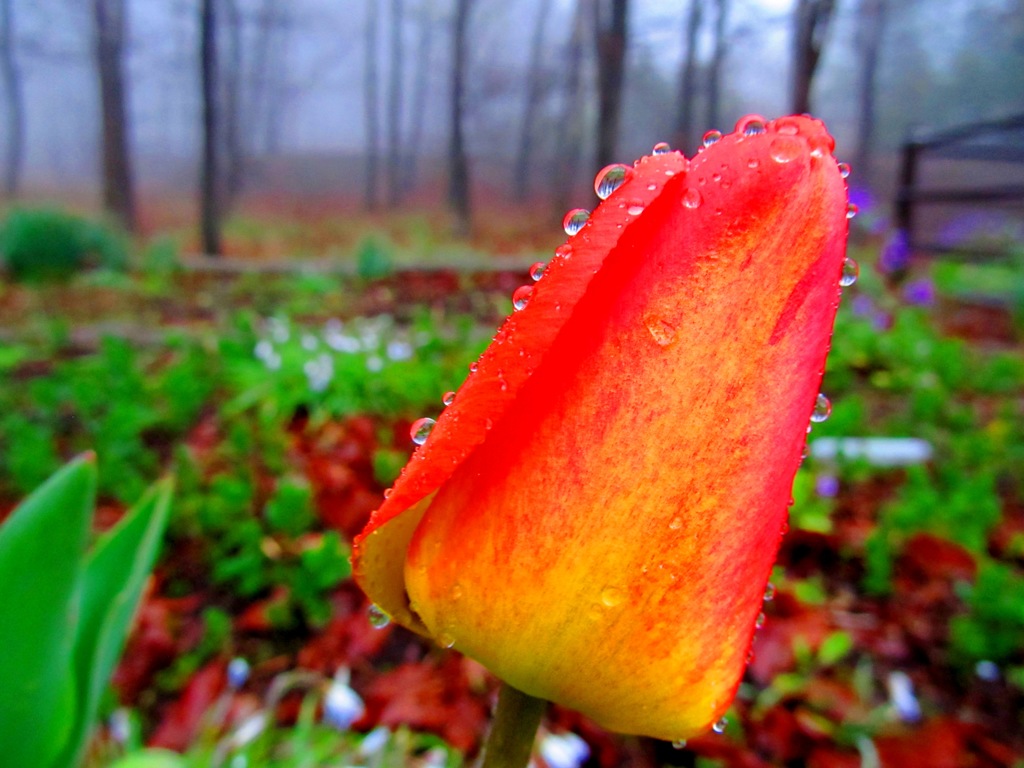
(0, 455), (97, 767)
(59, 477), (174, 768)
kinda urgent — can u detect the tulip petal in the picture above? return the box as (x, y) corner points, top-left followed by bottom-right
(355, 151), (689, 631)
(358, 115), (849, 742)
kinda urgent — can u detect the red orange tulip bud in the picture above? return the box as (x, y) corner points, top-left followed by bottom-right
(355, 115), (850, 742)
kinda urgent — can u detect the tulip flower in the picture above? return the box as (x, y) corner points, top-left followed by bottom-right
(354, 114), (850, 758)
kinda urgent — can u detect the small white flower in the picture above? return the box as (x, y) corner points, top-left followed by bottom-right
(301, 333), (319, 351)
(254, 339), (274, 362)
(358, 726), (390, 757)
(304, 353), (335, 392)
(539, 731), (590, 768)
(386, 339), (414, 361)
(227, 657), (250, 688)
(230, 711), (268, 747)
(323, 669), (365, 730)
(366, 355), (384, 372)
(886, 670), (921, 723)
(268, 318), (290, 343)
(108, 708), (131, 744)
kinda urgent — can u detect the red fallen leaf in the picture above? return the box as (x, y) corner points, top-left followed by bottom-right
(874, 717), (969, 768)
(297, 593), (394, 671)
(112, 591), (202, 701)
(362, 657), (490, 754)
(356, 115), (849, 741)
(900, 533), (977, 583)
(747, 593), (832, 685)
(234, 585), (291, 632)
(148, 661), (226, 750)
(807, 746), (860, 768)
(801, 678), (863, 723)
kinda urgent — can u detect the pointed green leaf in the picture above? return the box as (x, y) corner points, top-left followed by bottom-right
(0, 455), (96, 768)
(59, 477), (174, 768)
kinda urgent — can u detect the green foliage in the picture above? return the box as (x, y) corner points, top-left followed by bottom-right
(0, 208), (127, 281)
(355, 235), (395, 280)
(0, 457), (173, 768)
(950, 561), (1024, 665)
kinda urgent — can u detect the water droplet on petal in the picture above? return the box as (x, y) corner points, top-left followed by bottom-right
(438, 632), (456, 649)
(450, 583), (463, 600)
(748, 158), (760, 169)
(712, 717), (728, 734)
(554, 243), (572, 260)
(672, 740), (688, 750)
(808, 134), (835, 158)
(702, 129), (722, 147)
(669, 517), (682, 530)
(764, 583), (776, 601)
(601, 587), (624, 607)
(626, 200), (645, 215)
(652, 141), (671, 154)
(755, 612), (766, 629)
(840, 257), (859, 287)
(512, 285), (534, 311)
(769, 135), (802, 163)
(644, 313), (678, 346)
(442, 391), (456, 406)
(562, 208), (590, 235)
(837, 162), (851, 178)
(594, 163), (632, 199)
(736, 114), (766, 135)
(529, 261), (546, 281)
(811, 393), (832, 423)
(368, 604), (391, 629)
(410, 417), (436, 445)
(846, 203), (859, 219)
(469, 361), (479, 373)
(682, 188), (702, 209)
(383, 487), (393, 499)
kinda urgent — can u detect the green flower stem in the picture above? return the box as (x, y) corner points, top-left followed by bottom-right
(480, 682), (547, 768)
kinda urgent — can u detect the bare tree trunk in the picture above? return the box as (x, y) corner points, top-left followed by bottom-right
(791, 0), (837, 115)
(593, 0), (628, 170)
(512, 1), (550, 201)
(853, 0), (888, 179)
(403, 0), (433, 191)
(364, 0), (380, 210)
(448, 0), (473, 235)
(552, 0), (588, 215)
(673, 0), (702, 153)
(386, 0), (404, 205)
(707, 0), (729, 131)
(199, 0), (222, 255)
(223, 0), (244, 203)
(0, 0), (23, 196)
(92, 0), (136, 232)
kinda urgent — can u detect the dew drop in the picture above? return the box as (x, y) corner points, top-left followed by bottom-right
(469, 361), (479, 373)
(748, 158), (760, 169)
(736, 114), (766, 135)
(712, 717), (728, 734)
(529, 261), (546, 281)
(669, 517), (683, 530)
(410, 417), (436, 445)
(811, 393), (832, 423)
(647, 183), (657, 191)
(512, 285), (534, 311)
(600, 587), (624, 607)
(438, 632), (456, 649)
(383, 487), (393, 499)
(443, 390), (456, 406)
(626, 201), (645, 215)
(652, 141), (671, 154)
(764, 583), (776, 601)
(808, 134), (835, 158)
(769, 135), (802, 163)
(562, 207), (590, 235)
(450, 583), (464, 600)
(702, 129), (723, 147)
(682, 188), (702, 209)
(755, 612), (766, 629)
(594, 163), (632, 199)
(846, 203), (859, 219)
(774, 117), (801, 136)
(837, 162), (851, 178)
(554, 243), (573, 260)
(368, 604), (391, 629)
(840, 257), (859, 287)
(644, 313), (678, 346)
(672, 740), (688, 750)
